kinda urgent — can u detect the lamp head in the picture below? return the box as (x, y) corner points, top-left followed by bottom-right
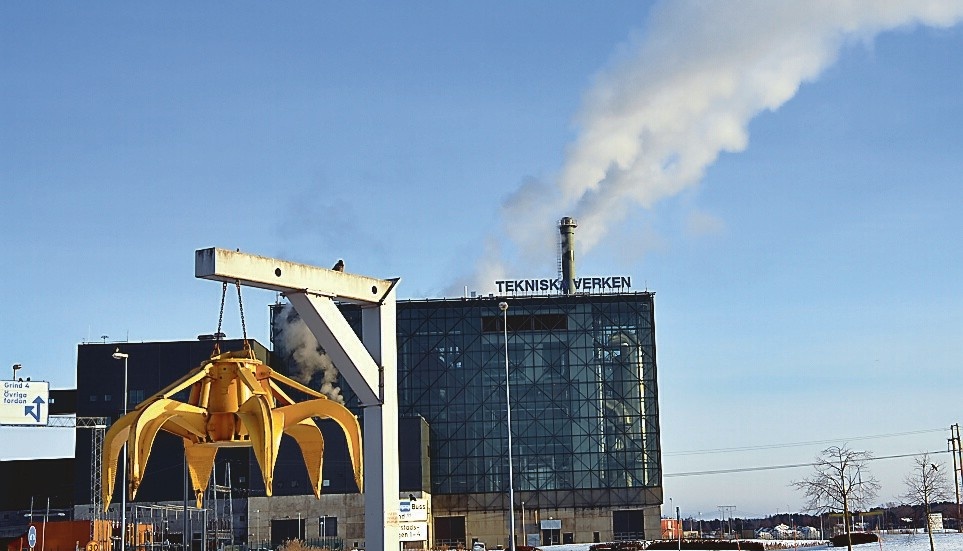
(498, 301), (508, 312)
(112, 348), (129, 360)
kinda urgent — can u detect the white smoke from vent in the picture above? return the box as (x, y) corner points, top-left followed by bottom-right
(466, 1), (963, 292)
(274, 302), (344, 404)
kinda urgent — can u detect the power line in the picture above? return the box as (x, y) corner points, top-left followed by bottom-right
(664, 428), (946, 457)
(664, 449), (950, 478)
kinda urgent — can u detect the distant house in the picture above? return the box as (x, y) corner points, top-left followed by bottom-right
(770, 524), (800, 540)
(770, 524), (789, 538)
(798, 526), (820, 539)
(754, 528), (774, 540)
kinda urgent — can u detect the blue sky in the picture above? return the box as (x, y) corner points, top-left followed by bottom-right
(2, 2), (962, 518)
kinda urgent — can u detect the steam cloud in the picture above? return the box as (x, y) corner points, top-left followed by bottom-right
(467, 1), (963, 292)
(274, 302), (344, 403)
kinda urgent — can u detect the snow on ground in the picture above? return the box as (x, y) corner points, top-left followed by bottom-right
(863, 533), (963, 551)
(537, 533), (963, 551)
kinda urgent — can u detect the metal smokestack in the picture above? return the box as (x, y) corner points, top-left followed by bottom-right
(559, 217), (577, 294)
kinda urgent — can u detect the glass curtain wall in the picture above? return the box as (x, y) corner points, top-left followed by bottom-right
(363, 293), (662, 509)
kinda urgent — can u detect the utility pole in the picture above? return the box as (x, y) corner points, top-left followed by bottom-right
(717, 506), (735, 539)
(951, 424), (962, 532)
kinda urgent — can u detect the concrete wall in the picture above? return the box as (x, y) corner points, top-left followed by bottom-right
(461, 505), (661, 547)
(96, 494), (662, 549)
(250, 496), (659, 548)
(249, 495), (365, 546)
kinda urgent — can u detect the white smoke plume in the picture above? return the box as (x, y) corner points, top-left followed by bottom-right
(465, 0), (963, 292)
(274, 302), (344, 403)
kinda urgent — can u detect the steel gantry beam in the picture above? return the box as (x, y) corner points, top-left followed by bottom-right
(194, 247), (400, 549)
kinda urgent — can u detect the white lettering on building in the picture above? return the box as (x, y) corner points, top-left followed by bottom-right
(494, 276), (632, 294)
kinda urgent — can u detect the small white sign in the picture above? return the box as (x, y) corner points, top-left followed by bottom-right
(1, 381), (49, 426)
(398, 522), (428, 541)
(398, 500), (428, 522)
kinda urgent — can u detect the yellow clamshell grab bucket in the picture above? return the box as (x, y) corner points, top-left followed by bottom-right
(101, 346), (363, 509)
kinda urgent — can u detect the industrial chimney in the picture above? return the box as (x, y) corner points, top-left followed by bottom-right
(559, 217), (577, 294)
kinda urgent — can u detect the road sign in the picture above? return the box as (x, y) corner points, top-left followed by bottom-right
(398, 500), (428, 522)
(398, 522), (427, 541)
(1, 381), (49, 426)
(28, 525), (37, 548)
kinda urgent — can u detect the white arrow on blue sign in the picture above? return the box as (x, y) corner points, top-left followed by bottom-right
(28, 525), (37, 548)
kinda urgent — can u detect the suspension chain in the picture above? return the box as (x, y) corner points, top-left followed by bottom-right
(235, 279), (248, 341)
(210, 282), (229, 355)
(212, 280), (250, 355)
(216, 282), (228, 338)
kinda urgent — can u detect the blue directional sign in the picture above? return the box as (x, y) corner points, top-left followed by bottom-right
(1, 380), (49, 426)
(28, 525), (37, 548)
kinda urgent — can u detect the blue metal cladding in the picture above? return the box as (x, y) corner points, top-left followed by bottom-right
(361, 292), (662, 504)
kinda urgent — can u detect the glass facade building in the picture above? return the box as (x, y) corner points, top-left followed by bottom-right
(344, 292), (662, 514)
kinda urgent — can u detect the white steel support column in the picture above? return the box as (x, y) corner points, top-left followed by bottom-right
(284, 293), (381, 405)
(194, 248), (399, 549)
(361, 288), (399, 549)
(284, 291), (399, 548)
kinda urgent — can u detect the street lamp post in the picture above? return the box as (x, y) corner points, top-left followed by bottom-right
(12, 363), (22, 380)
(520, 501), (526, 545)
(41, 497), (66, 551)
(499, 301), (516, 551)
(42, 497), (49, 551)
(255, 510), (260, 549)
(112, 349), (129, 551)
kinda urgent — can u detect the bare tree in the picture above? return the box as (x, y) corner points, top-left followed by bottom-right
(901, 453), (953, 551)
(792, 446), (881, 551)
